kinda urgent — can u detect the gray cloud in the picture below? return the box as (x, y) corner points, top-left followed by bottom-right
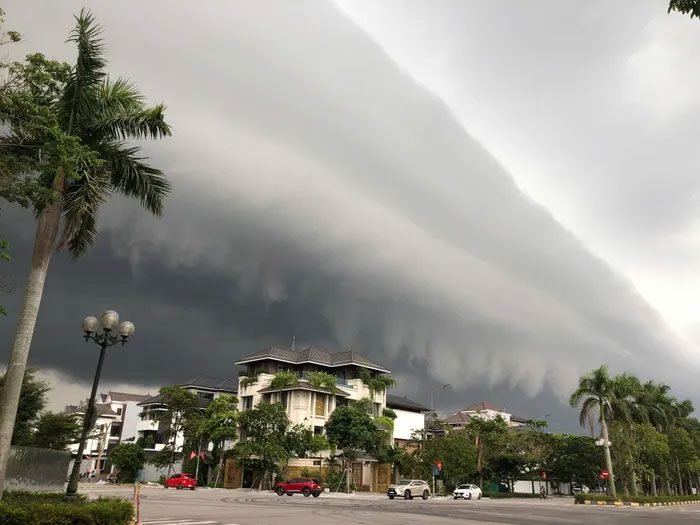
(1, 0), (699, 431)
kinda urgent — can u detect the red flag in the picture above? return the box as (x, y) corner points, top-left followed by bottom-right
(199, 452), (205, 460)
(190, 451), (196, 460)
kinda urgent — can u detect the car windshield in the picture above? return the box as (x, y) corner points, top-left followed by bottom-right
(397, 480), (411, 486)
(457, 485), (470, 489)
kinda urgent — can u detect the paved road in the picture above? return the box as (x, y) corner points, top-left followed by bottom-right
(82, 485), (700, 524)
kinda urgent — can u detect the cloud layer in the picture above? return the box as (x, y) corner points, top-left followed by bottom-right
(1, 1), (699, 428)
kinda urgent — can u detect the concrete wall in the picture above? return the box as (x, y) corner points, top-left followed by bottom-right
(138, 460), (183, 482)
(121, 400), (142, 441)
(393, 409), (424, 440)
(6, 446), (70, 492)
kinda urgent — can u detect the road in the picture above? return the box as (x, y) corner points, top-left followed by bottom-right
(82, 484), (700, 525)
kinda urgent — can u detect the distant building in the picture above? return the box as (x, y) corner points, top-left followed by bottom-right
(65, 390), (150, 476)
(136, 376), (236, 452)
(445, 401), (528, 430)
(385, 394), (429, 449)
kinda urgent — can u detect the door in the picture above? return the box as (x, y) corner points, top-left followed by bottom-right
(352, 463), (363, 488)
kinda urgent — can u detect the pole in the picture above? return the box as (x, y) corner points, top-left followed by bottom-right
(66, 342), (108, 497)
(194, 435), (203, 486)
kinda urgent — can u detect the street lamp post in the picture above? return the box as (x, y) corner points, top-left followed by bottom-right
(429, 383), (450, 497)
(65, 310), (135, 498)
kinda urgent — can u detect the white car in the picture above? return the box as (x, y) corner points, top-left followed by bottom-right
(387, 479), (431, 500)
(571, 483), (590, 494)
(453, 484), (482, 500)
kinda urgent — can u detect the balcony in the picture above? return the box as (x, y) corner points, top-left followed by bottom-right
(136, 419), (159, 432)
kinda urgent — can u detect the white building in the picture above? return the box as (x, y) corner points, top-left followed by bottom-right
(236, 346), (390, 435)
(385, 394), (429, 447)
(445, 401), (529, 429)
(65, 391), (150, 476)
(136, 376), (237, 452)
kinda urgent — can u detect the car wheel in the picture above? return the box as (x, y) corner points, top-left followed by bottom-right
(287, 492), (294, 496)
(477, 493), (482, 500)
(389, 496), (395, 500)
(191, 486), (195, 491)
(404, 490), (411, 500)
(468, 493), (472, 500)
(303, 488), (311, 497)
(313, 492), (320, 498)
(453, 496), (458, 500)
(176, 485), (182, 490)
(422, 490), (429, 500)
(276, 487), (285, 496)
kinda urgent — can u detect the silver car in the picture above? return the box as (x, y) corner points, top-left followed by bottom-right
(387, 479), (431, 500)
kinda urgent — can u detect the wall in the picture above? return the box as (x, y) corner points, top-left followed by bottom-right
(138, 460), (183, 482)
(121, 400), (142, 441)
(6, 446), (70, 492)
(392, 409), (424, 441)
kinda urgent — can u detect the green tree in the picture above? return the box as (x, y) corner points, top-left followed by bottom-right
(424, 430), (478, 492)
(0, 369), (48, 446)
(235, 402), (289, 490)
(149, 386), (201, 476)
(668, 0), (700, 19)
(109, 443), (145, 483)
(282, 423), (328, 476)
(569, 365), (624, 498)
(548, 434), (602, 491)
(32, 412), (81, 450)
(0, 8), (171, 495)
(198, 394), (238, 488)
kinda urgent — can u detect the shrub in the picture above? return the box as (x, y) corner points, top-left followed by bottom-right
(483, 492), (542, 499)
(305, 372), (339, 393)
(108, 443), (145, 483)
(575, 493), (700, 504)
(0, 493), (133, 525)
(270, 371), (299, 389)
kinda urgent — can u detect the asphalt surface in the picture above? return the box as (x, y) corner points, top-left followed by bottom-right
(81, 484), (700, 525)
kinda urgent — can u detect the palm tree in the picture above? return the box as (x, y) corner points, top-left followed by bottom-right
(569, 365), (621, 498)
(0, 9), (171, 496)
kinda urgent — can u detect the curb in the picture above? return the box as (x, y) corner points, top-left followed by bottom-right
(576, 499), (700, 507)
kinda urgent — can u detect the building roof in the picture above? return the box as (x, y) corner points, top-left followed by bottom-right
(64, 403), (119, 418)
(108, 391), (151, 402)
(256, 382), (351, 397)
(235, 346), (390, 373)
(445, 411), (472, 426)
(138, 393), (212, 409)
(182, 376), (237, 393)
(386, 394), (429, 412)
(460, 401), (505, 413)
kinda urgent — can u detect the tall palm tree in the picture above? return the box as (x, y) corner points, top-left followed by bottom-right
(569, 365), (621, 498)
(0, 9), (171, 496)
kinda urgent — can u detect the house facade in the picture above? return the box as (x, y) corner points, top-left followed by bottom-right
(386, 394), (429, 449)
(137, 376), (237, 452)
(236, 346), (390, 435)
(445, 401), (528, 430)
(65, 391), (150, 476)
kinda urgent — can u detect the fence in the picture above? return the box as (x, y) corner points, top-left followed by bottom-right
(6, 446), (70, 492)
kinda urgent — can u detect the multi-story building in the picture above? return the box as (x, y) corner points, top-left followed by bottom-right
(136, 376), (237, 452)
(445, 401), (528, 430)
(236, 346), (391, 435)
(65, 391), (150, 476)
(385, 394), (429, 449)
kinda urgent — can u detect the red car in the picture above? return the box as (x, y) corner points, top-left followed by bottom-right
(274, 477), (322, 497)
(165, 473), (196, 490)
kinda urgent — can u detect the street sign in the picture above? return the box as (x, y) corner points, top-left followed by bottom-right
(435, 460), (443, 472)
(600, 470), (609, 480)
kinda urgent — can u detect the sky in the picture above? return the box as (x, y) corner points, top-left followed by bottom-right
(1, 1), (699, 432)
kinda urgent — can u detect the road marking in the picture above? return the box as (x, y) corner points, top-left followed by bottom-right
(142, 521), (220, 525)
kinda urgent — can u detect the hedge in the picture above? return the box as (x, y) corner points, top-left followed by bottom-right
(483, 492), (542, 499)
(575, 493), (700, 504)
(0, 491), (133, 525)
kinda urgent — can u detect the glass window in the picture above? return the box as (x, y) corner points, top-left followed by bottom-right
(241, 396), (253, 410)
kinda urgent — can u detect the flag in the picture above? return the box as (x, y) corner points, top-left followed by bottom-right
(190, 451), (196, 460)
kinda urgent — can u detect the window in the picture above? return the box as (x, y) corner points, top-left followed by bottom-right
(336, 398), (348, 408)
(314, 394), (325, 416)
(197, 391), (214, 401)
(110, 425), (121, 437)
(241, 396), (253, 410)
(314, 426), (324, 436)
(281, 392), (289, 409)
(116, 407), (123, 416)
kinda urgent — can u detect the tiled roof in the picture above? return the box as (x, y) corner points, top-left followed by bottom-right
(108, 391), (150, 402)
(256, 382), (350, 397)
(182, 376), (237, 393)
(138, 393), (212, 409)
(386, 394), (429, 412)
(460, 401), (504, 412)
(235, 346), (389, 373)
(445, 411), (472, 426)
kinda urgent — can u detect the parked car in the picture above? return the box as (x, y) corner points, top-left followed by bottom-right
(453, 484), (482, 500)
(273, 477), (322, 497)
(164, 473), (196, 490)
(387, 479), (431, 500)
(571, 483), (590, 494)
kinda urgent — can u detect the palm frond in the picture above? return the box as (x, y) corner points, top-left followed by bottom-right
(97, 77), (144, 113)
(101, 142), (170, 216)
(59, 162), (110, 257)
(579, 397), (599, 427)
(89, 103), (172, 141)
(61, 8), (106, 133)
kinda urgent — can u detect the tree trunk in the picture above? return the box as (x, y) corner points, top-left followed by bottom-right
(0, 170), (63, 498)
(676, 460), (684, 495)
(630, 469), (638, 496)
(650, 469), (657, 497)
(663, 465), (672, 495)
(600, 417), (616, 498)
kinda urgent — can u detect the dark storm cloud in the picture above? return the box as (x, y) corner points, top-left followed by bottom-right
(1, 1), (699, 428)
